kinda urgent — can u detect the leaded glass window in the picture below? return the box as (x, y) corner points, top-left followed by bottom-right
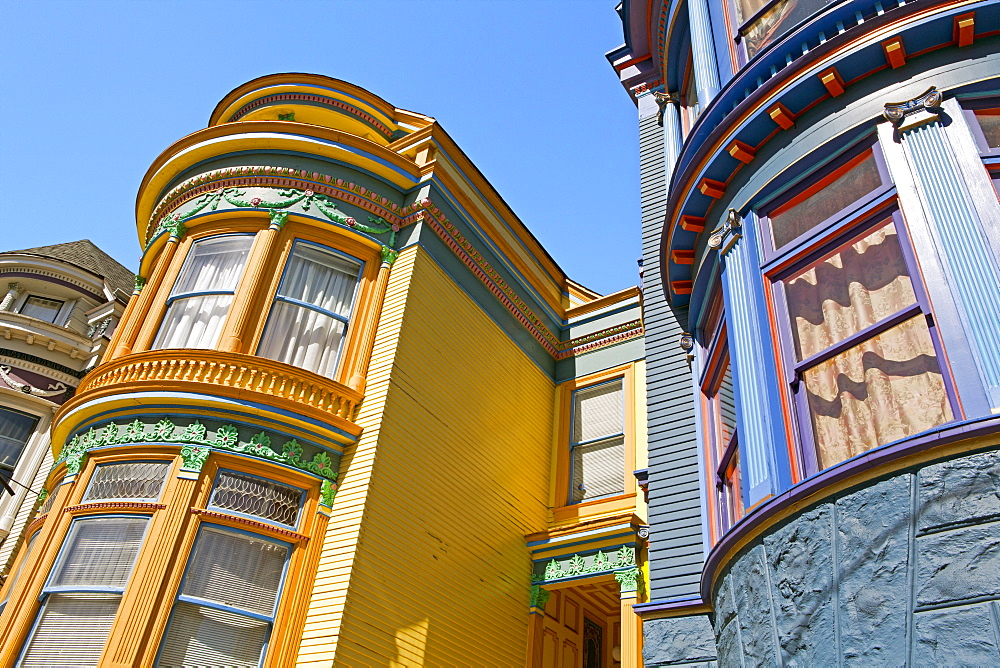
(84, 462), (171, 502)
(209, 470), (303, 528)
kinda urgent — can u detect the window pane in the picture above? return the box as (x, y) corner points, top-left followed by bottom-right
(0, 530), (39, 609)
(975, 111), (1000, 149)
(172, 236), (253, 296)
(803, 315), (953, 469)
(276, 244), (360, 316)
(50, 516), (148, 589)
(571, 435), (626, 503)
(180, 526), (287, 617)
(717, 364), (737, 450)
(743, 0), (836, 58)
(158, 601), (268, 668)
(770, 153), (881, 249)
(0, 407), (38, 470)
(84, 462), (171, 502)
(20, 296), (64, 323)
(209, 471), (302, 527)
(257, 301), (346, 378)
(784, 220), (916, 361)
(20, 593), (120, 667)
(572, 381), (624, 443)
(153, 294), (234, 350)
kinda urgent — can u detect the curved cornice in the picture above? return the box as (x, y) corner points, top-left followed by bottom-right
(208, 73), (403, 129)
(659, 0), (996, 302)
(135, 121), (422, 240)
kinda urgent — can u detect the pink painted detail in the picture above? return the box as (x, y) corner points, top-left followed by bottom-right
(345, 217), (356, 227)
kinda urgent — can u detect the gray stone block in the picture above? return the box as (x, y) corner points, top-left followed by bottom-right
(731, 545), (779, 666)
(913, 603), (1000, 664)
(643, 615), (718, 666)
(918, 448), (1000, 532)
(764, 504), (836, 665)
(916, 522), (1000, 606)
(837, 474), (911, 664)
(714, 607), (743, 668)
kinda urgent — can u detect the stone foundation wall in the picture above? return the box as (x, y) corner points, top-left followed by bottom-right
(711, 446), (1000, 666)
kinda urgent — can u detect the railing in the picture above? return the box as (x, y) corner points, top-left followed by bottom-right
(76, 349), (361, 422)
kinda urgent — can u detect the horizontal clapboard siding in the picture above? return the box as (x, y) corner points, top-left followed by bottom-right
(310, 247), (554, 666)
(638, 112), (705, 601)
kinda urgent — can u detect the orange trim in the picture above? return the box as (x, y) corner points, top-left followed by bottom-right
(768, 103), (796, 130)
(671, 280), (693, 295)
(613, 53), (653, 73)
(727, 140), (756, 164)
(954, 12), (975, 46)
(64, 502), (166, 514)
(818, 68), (846, 97)
(698, 178), (726, 199)
(882, 37), (907, 68)
(671, 249), (696, 265)
(680, 215), (706, 233)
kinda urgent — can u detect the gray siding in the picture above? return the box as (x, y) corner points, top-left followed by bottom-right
(638, 110), (705, 601)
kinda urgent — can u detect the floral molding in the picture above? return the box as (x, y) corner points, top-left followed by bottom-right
(147, 166), (418, 242)
(148, 168), (642, 360)
(532, 545), (638, 588)
(55, 418), (340, 483)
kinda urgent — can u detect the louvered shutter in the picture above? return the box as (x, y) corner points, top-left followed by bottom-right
(571, 380), (625, 503)
(20, 593), (120, 666)
(50, 517), (147, 589)
(158, 602), (269, 668)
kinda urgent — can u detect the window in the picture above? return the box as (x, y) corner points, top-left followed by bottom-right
(157, 525), (289, 668)
(569, 380), (626, 504)
(736, 0), (836, 60)
(0, 406), (39, 478)
(84, 461), (171, 502)
(773, 214), (955, 472)
(972, 109), (1000, 150)
(699, 293), (742, 532)
(19, 296), (64, 323)
(680, 52), (700, 136)
(20, 516), (148, 666)
(257, 241), (362, 379)
(208, 470), (303, 528)
(153, 235), (253, 350)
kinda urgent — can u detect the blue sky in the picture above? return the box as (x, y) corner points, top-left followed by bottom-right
(1, 1), (640, 295)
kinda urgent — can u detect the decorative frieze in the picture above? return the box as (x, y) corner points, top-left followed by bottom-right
(533, 545), (636, 584)
(57, 418), (339, 482)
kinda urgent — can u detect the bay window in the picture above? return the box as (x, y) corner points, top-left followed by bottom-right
(257, 241), (362, 379)
(20, 516), (149, 666)
(153, 235), (253, 350)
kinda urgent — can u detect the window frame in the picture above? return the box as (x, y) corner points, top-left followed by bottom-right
(18, 514), (152, 665)
(767, 204), (960, 477)
(82, 460), (173, 504)
(207, 468), (306, 530)
(567, 378), (627, 505)
(758, 145), (894, 262)
(155, 522), (293, 668)
(152, 232), (256, 351)
(961, 102), (1000, 157)
(0, 405), (41, 479)
(17, 295), (66, 324)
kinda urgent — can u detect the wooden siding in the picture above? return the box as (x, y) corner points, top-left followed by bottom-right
(638, 112), (706, 601)
(297, 245), (555, 665)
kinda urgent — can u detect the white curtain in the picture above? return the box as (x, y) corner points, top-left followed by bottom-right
(258, 244), (360, 378)
(152, 236), (252, 350)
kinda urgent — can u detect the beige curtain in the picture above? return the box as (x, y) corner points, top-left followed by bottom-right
(785, 222), (916, 361)
(803, 315), (952, 469)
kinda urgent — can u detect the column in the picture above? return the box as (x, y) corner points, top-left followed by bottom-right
(0, 283), (21, 312)
(655, 92), (684, 180)
(884, 88), (1000, 407)
(717, 211), (790, 504)
(687, 0), (721, 109)
(615, 568), (642, 668)
(218, 210), (286, 353)
(526, 585), (550, 668)
(110, 223), (185, 359)
(345, 250), (396, 392)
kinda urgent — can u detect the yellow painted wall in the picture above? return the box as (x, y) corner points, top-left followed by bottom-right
(296, 245), (555, 666)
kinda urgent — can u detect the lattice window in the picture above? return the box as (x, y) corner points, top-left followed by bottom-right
(84, 462), (171, 502)
(208, 470), (302, 527)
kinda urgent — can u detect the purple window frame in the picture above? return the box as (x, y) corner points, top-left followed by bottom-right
(758, 144), (894, 263)
(767, 206), (961, 477)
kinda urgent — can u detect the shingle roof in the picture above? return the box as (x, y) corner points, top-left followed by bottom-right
(5, 240), (135, 301)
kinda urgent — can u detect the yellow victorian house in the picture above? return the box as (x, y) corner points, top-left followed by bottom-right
(0, 74), (647, 667)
